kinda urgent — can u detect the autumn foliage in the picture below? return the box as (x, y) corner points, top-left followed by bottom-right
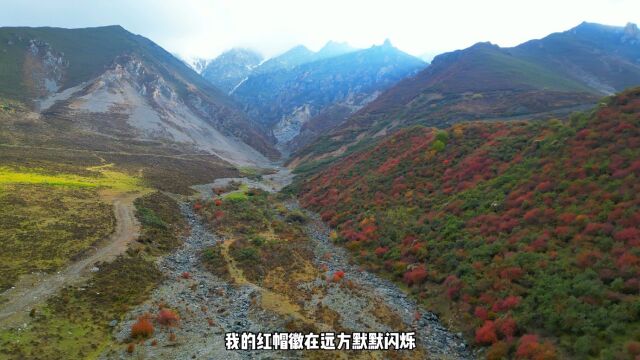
(131, 315), (154, 339)
(331, 270), (345, 282)
(157, 308), (180, 326)
(295, 88), (640, 357)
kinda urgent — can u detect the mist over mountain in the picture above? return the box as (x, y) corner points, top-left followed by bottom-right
(228, 40), (425, 152)
(292, 22), (640, 164)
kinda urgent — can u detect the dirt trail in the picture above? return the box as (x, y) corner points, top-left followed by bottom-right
(0, 191), (142, 329)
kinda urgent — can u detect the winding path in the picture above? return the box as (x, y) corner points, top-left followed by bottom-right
(0, 191), (142, 329)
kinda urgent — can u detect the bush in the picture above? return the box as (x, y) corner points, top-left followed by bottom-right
(486, 341), (509, 360)
(236, 247), (259, 262)
(286, 210), (308, 223)
(332, 270), (345, 282)
(131, 316), (154, 338)
(475, 320), (498, 345)
(626, 341), (640, 356)
(402, 266), (428, 286)
(157, 308), (180, 326)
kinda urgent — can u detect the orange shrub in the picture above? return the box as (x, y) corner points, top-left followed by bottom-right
(157, 308), (180, 326)
(331, 270), (345, 282)
(131, 316), (154, 339)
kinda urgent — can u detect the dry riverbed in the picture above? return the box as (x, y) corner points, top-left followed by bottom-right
(102, 170), (473, 359)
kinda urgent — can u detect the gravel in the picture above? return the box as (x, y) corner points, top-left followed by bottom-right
(101, 173), (476, 359)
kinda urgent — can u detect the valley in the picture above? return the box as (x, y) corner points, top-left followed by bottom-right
(0, 17), (639, 360)
(101, 172), (471, 359)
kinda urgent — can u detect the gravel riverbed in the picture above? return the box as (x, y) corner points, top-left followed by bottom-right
(102, 174), (475, 359)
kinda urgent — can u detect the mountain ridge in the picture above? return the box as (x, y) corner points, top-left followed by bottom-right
(290, 22), (640, 167)
(0, 25), (279, 166)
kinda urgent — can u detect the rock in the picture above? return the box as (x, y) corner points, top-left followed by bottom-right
(109, 320), (118, 327)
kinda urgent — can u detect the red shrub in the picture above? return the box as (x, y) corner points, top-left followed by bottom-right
(516, 334), (540, 358)
(576, 251), (602, 268)
(616, 252), (639, 270)
(213, 210), (224, 220)
(496, 316), (517, 339)
(193, 202), (203, 211)
(614, 227), (640, 244)
(157, 309), (180, 326)
(131, 316), (154, 338)
(535, 181), (553, 193)
(474, 306), (489, 320)
(127, 343), (135, 353)
(320, 210), (336, 222)
(332, 270), (345, 282)
(492, 295), (521, 312)
(515, 334), (556, 359)
(403, 266), (428, 286)
(374, 246), (388, 256)
(181, 272), (191, 279)
(627, 341), (640, 356)
(558, 213), (576, 224)
(475, 320), (498, 345)
(214, 199), (222, 206)
(523, 208), (542, 223)
(444, 275), (463, 300)
(499, 267), (524, 281)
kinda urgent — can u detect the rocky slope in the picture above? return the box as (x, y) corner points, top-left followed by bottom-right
(0, 26), (279, 165)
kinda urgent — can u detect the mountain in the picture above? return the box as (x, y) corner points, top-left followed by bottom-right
(183, 57), (210, 74)
(252, 45), (316, 75)
(292, 88), (640, 358)
(314, 40), (356, 60)
(0, 26), (278, 166)
(511, 22), (640, 93)
(201, 48), (263, 93)
(232, 40), (426, 152)
(291, 22), (640, 165)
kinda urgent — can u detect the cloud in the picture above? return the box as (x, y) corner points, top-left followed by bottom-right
(1, 0), (638, 59)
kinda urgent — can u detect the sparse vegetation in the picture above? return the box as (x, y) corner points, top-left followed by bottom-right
(134, 192), (187, 255)
(0, 183), (114, 291)
(0, 187), (186, 359)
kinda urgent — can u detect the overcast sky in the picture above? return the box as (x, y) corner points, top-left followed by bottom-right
(1, 0), (638, 61)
